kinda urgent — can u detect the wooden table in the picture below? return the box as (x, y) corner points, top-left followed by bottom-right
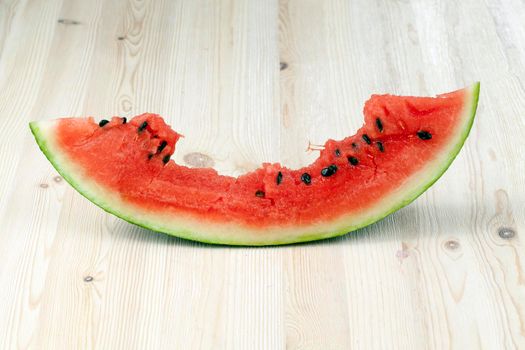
(1, 0), (524, 348)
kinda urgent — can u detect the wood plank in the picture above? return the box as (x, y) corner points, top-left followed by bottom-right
(0, 0), (523, 348)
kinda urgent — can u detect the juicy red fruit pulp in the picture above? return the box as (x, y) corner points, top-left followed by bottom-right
(56, 89), (466, 227)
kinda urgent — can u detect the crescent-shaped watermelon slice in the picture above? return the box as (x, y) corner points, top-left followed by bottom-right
(29, 83), (479, 245)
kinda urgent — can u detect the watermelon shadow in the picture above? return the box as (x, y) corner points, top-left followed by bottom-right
(308, 200), (474, 247)
(113, 204), (422, 248)
(292, 204), (422, 247)
(115, 200), (468, 248)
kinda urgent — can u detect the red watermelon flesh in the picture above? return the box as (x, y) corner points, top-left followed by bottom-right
(30, 83), (479, 245)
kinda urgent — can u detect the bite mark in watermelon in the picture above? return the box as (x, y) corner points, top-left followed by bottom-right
(29, 83), (480, 245)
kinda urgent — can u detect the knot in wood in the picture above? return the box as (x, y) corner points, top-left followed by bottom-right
(498, 227), (516, 240)
(184, 152), (214, 168)
(444, 240), (460, 250)
(83, 276), (94, 282)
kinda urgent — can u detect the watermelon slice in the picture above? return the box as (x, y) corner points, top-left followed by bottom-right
(29, 83), (479, 245)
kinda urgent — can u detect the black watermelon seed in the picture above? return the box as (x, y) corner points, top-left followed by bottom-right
(376, 141), (384, 152)
(321, 164), (337, 177)
(417, 130), (432, 140)
(147, 153), (154, 160)
(138, 121), (148, 132)
(301, 173), (311, 185)
(348, 156), (359, 166)
(122, 117), (127, 124)
(99, 119), (109, 127)
(376, 118), (383, 132)
(255, 190), (265, 197)
(276, 171), (283, 185)
(362, 134), (371, 145)
(157, 140), (168, 153)
(162, 154), (170, 164)
(335, 149), (341, 157)
(352, 142), (358, 149)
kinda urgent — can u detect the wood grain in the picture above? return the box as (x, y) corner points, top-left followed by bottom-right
(0, 0), (524, 349)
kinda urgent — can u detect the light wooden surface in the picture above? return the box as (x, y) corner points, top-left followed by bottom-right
(0, 0), (524, 348)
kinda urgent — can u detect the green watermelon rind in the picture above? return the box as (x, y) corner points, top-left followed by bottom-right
(29, 83), (479, 246)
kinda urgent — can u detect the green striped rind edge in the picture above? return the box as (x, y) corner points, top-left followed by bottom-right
(325, 82), (481, 240)
(29, 122), (194, 241)
(29, 83), (479, 246)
